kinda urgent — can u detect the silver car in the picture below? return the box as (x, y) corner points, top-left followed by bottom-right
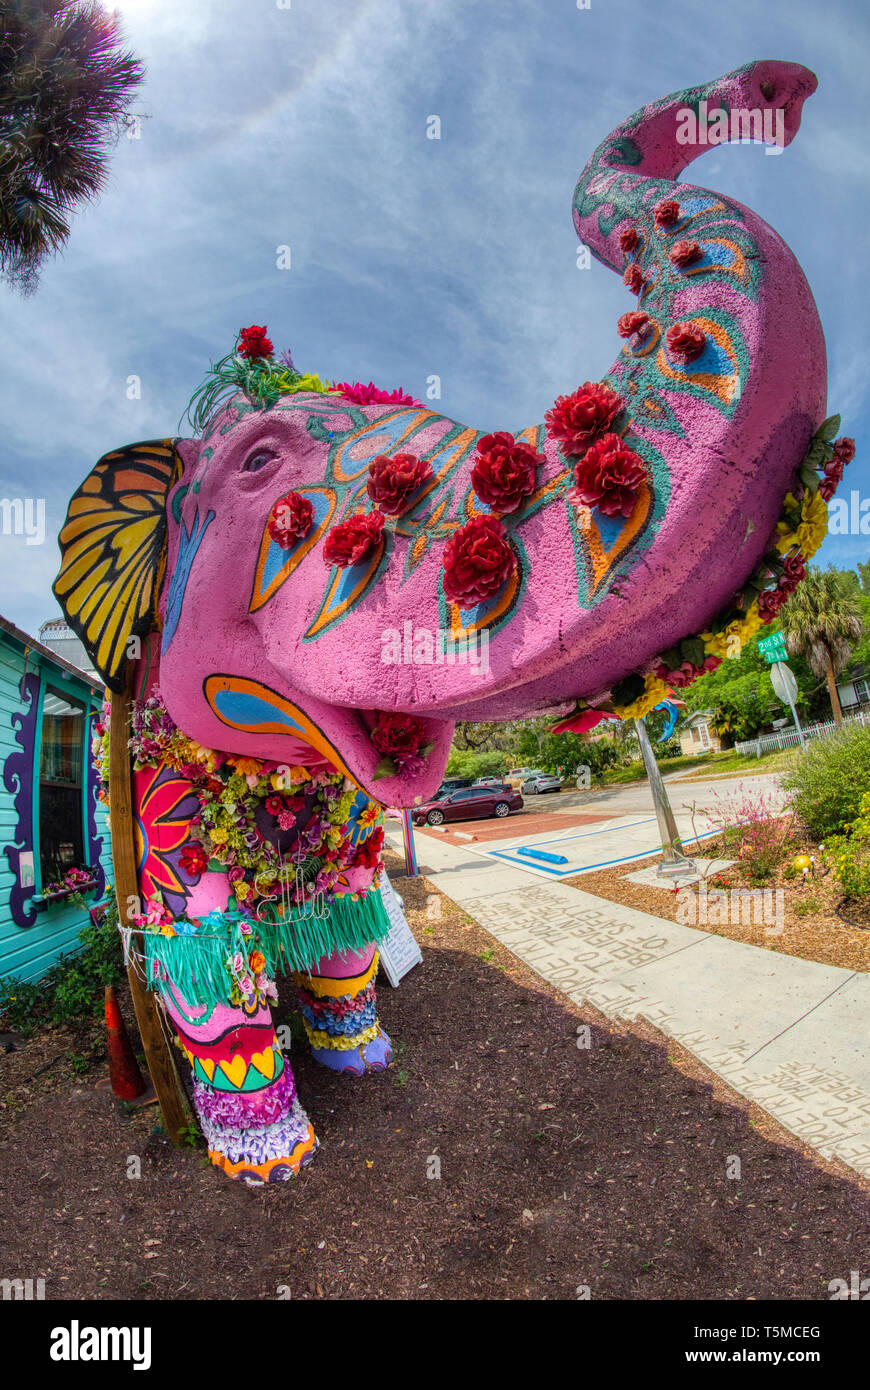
(521, 772), (563, 795)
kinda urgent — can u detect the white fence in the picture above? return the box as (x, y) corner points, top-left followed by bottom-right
(735, 707), (870, 757)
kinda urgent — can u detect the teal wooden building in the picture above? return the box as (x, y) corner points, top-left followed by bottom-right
(0, 614), (112, 982)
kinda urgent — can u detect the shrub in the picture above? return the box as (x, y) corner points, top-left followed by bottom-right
(823, 791), (870, 901)
(703, 784), (796, 884)
(783, 725), (870, 839)
(0, 898), (123, 1037)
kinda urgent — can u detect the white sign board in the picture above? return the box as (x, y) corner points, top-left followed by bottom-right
(377, 870), (423, 988)
(770, 660), (798, 706)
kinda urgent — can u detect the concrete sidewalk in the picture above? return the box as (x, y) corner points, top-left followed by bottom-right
(387, 824), (870, 1180)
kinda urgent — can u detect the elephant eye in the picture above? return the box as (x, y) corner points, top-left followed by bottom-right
(242, 447), (278, 473)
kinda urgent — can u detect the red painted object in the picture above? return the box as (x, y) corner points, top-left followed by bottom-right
(412, 783), (523, 827)
(104, 986), (147, 1100)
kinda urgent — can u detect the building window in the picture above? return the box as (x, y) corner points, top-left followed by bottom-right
(855, 678), (870, 705)
(38, 688), (85, 884)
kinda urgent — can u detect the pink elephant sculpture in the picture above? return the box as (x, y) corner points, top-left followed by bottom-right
(54, 59), (851, 1182)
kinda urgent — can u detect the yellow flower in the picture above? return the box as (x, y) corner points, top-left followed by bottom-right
(210, 827), (229, 846)
(776, 489), (828, 558)
(701, 602), (764, 660)
(612, 673), (670, 721)
(797, 488), (828, 558)
(227, 756), (262, 778)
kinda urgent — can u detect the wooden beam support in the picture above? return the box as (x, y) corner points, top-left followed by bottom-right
(108, 661), (190, 1143)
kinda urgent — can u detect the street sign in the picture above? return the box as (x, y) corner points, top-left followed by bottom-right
(770, 660), (798, 706)
(758, 631), (788, 664)
(769, 661), (808, 752)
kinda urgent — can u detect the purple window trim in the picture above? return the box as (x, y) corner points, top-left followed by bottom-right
(2, 671), (40, 929)
(2, 674), (106, 930)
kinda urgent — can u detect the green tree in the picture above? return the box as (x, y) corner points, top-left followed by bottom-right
(683, 622), (814, 742)
(780, 567), (864, 727)
(0, 1), (143, 292)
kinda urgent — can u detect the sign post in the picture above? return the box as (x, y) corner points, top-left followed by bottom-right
(769, 660), (808, 751)
(634, 718), (696, 878)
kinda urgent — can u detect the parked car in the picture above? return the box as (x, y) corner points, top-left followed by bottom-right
(412, 783), (523, 826)
(522, 772), (563, 795)
(506, 766), (538, 788)
(434, 777), (473, 796)
(472, 776), (505, 788)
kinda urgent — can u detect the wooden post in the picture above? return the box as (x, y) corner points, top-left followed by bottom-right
(108, 661), (190, 1143)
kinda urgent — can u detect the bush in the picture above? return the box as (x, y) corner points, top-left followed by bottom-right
(823, 791), (870, 900)
(783, 725), (870, 839)
(0, 897), (123, 1037)
(444, 748), (508, 780)
(703, 784), (797, 884)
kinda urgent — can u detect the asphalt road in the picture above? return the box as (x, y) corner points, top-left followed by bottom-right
(518, 769), (784, 821)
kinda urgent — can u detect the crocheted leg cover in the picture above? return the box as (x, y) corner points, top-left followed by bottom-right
(162, 985), (318, 1183)
(294, 943), (392, 1077)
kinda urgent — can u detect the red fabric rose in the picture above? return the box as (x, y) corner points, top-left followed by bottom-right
(833, 437), (855, 466)
(623, 263), (645, 294)
(179, 843), (209, 877)
(569, 433), (646, 519)
(670, 239), (703, 268)
(366, 452), (432, 515)
(779, 552), (807, 594)
(617, 311), (651, 340)
(323, 510), (385, 567)
(758, 588), (788, 622)
(371, 713), (426, 760)
(471, 432), (542, 514)
(819, 464), (845, 501)
(654, 198), (681, 228)
(652, 660), (696, 688)
(442, 514), (516, 607)
(267, 491), (314, 548)
(238, 324), (274, 359)
(544, 381), (622, 457)
(666, 321), (706, 364)
(353, 826), (385, 871)
(618, 226), (640, 254)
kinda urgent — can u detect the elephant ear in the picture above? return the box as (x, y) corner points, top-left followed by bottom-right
(52, 439), (185, 692)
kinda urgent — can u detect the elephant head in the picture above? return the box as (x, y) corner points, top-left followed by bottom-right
(54, 59), (842, 807)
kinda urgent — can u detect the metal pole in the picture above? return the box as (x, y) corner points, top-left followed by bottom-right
(634, 718), (697, 878)
(787, 695), (808, 752)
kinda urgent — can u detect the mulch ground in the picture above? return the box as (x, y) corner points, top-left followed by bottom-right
(567, 836), (870, 974)
(2, 849), (870, 1301)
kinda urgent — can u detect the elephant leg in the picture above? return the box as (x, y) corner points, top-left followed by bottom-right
(293, 942), (392, 1077)
(162, 984), (318, 1184)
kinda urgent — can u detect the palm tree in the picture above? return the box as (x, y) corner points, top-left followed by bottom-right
(0, 1), (143, 292)
(780, 568), (864, 727)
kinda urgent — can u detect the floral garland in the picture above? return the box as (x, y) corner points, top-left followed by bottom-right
(553, 416), (854, 730)
(128, 690), (384, 909)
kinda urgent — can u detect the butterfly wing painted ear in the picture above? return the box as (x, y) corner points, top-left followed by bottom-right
(52, 439), (186, 691)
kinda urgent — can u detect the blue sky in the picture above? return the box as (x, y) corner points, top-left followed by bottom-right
(1, 0), (867, 635)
